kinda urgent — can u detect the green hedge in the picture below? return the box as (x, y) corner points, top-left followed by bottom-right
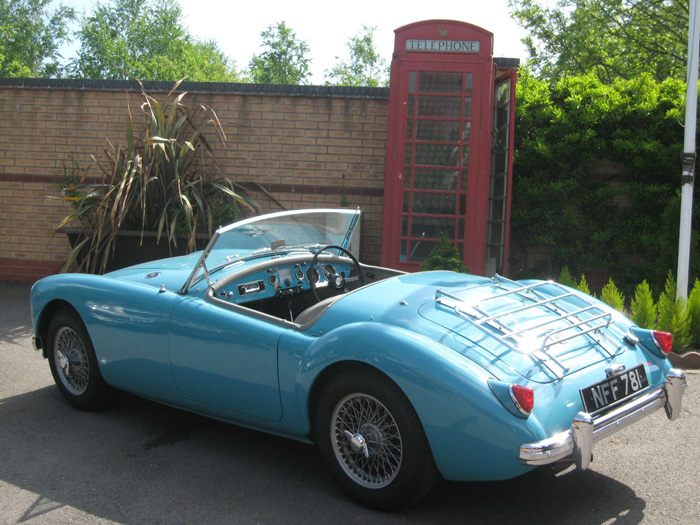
(511, 71), (698, 296)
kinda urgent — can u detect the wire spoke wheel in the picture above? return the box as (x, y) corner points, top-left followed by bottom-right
(53, 326), (90, 395)
(47, 309), (112, 410)
(331, 393), (403, 489)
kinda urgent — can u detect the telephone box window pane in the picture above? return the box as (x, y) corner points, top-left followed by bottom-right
(409, 240), (440, 263)
(461, 146), (470, 166)
(407, 95), (415, 116)
(418, 72), (462, 93)
(400, 239), (408, 262)
(494, 150), (507, 173)
(460, 170), (468, 191)
(465, 73), (473, 94)
(409, 71), (417, 93)
(459, 194), (467, 215)
(414, 144), (459, 166)
(405, 144), (413, 165)
(497, 80), (510, 104)
(458, 219), (465, 238)
(406, 119), (414, 141)
(464, 97), (472, 118)
(403, 168), (412, 189)
(495, 105), (509, 128)
(414, 169), (457, 190)
(401, 216), (409, 236)
(412, 192), (457, 215)
(403, 192), (410, 213)
(490, 198), (505, 221)
(494, 127), (508, 150)
(417, 96), (461, 118)
(411, 217), (455, 238)
(416, 120), (461, 142)
(462, 122), (471, 143)
(489, 222), (504, 244)
(491, 174), (506, 198)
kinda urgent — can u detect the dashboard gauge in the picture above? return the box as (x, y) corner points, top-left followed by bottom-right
(324, 264), (336, 278)
(306, 267), (320, 284)
(268, 274), (277, 286)
(295, 268), (305, 281)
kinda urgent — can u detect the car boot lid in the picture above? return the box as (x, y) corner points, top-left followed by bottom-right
(418, 275), (631, 384)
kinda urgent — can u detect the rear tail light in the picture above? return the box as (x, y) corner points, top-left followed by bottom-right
(509, 384), (534, 416)
(651, 331), (673, 356)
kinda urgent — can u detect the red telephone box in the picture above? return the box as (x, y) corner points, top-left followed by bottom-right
(380, 20), (517, 276)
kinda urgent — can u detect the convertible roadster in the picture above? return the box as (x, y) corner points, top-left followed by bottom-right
(31, 208), (686, 509)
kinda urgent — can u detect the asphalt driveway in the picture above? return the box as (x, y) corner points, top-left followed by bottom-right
(1, 280), (698, 524)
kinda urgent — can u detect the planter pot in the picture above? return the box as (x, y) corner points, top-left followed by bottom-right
(668, 351), (700, 370)
(61, 228), (209, 273)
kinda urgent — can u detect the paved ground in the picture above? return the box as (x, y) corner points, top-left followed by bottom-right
(1, 280), (698, 524)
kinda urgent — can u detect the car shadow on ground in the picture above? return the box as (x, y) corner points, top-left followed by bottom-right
(0, 385), (646, 524)
(0, 282), (33, 346)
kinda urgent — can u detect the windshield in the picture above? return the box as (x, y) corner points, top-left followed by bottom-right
(181, 208), (361, 293)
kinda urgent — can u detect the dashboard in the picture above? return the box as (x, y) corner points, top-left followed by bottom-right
(212, 256), (355, 305)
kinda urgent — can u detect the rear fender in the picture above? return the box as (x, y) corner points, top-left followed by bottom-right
(292, 322), (547, 481)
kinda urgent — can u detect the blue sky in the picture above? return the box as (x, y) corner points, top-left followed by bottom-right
(60, 0), (529, 83)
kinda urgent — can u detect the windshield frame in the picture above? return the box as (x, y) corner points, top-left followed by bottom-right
(180, 208), (361, 294)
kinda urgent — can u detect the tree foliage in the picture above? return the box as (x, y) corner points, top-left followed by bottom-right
(0, 0), (75, 77)
(248, 21), (311, 85)
(509, 0), (689, 82)
(325, 25), (389, 87)
(510, 69), (695, 295)
(71, 0), (240, 81)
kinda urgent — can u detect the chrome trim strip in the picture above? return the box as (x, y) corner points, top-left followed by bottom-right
(520, 369), (687, 468)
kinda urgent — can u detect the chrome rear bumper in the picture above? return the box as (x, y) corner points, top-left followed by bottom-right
(520, 369), (687, 468)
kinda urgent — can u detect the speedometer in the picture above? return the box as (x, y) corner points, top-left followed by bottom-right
(306, 267), (320, 284)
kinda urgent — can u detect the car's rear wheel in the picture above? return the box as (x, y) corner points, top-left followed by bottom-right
(47, 309), (112, 410)
(315, 370), (438, 510)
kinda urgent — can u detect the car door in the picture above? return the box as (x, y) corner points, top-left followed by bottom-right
(168, 295), (284, 422)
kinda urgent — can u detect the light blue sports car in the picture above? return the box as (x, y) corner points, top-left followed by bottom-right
(30, 208), (687, 509)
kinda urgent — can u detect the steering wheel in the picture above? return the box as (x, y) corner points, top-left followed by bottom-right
(310, 245), (365, 303)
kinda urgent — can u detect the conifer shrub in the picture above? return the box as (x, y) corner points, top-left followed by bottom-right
(600, 278), (625, 312)
(686, 279), (700, 348)
(656, 272), (692, 352)
(557, 266), (577, 288)
(630, 281), (657, 329)
(420, 234), (470, 273)
(577, 274), (594, 297)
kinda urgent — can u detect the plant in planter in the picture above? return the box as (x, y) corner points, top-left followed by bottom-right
(58, 79), (262, 274)
(420, 234), (470, 273)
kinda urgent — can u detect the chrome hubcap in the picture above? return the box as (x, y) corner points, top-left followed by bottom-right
(331, 393), (402, 489)
(54, 326), (89, 395)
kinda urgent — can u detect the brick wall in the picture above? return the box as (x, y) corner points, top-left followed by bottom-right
(0, 79), (389, 282)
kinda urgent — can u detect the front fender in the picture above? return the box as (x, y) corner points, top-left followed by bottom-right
(31, 273), (185, 403)
(287, 322), (547, 481)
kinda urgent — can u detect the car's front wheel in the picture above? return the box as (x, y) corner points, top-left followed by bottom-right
(47, 309), (112, 410)
(315, 370), (438, 510)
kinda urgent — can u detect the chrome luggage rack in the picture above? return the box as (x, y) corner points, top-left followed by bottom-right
(435, 275), (615, 379)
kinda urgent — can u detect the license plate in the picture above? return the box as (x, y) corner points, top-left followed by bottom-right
(580, 364), (649, 413)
